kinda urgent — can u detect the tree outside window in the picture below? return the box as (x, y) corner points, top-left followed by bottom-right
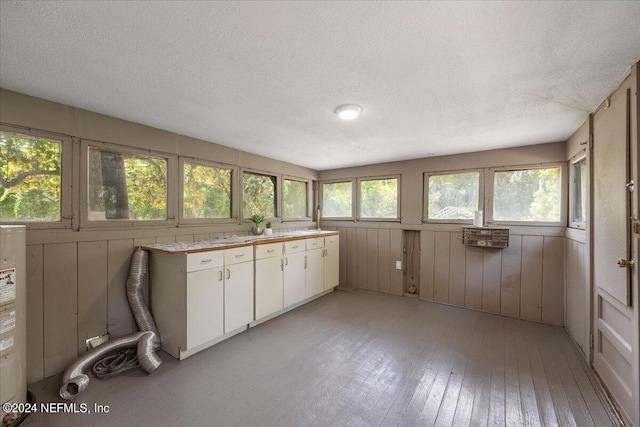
(243, 172), (276, 219)
(183, 162), (232, 219)
(493, 167), (561, 222)
(283, 179), (307, 219)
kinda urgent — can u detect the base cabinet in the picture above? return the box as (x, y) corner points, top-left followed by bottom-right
(186, 268), (224, 349)
(305, 248), (324, 298)
(324, 243), (339, 290)
(255, 255), (284, 320)
(224, 260), (254, 333)
(284, 251), (306, 307)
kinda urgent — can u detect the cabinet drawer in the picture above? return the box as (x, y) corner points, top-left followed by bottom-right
(255, 242), (283, 260)
(186, 251), (224, 272)
(325, 235), (339, 247)
(224, 245), (254, 265)
(284, 240), (305, 254)
(306, 237), (324, 250)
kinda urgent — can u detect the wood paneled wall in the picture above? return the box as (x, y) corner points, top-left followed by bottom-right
(326, 224), (565, 328)
(565, 232), (589, 356)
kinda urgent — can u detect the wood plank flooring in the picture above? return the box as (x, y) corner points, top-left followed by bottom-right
(24, 290), (619, 426)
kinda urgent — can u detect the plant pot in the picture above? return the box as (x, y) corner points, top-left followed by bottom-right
(251, 225), (263, 235)
(264, 228), (273, 235)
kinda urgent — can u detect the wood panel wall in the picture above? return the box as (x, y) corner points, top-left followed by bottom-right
(326, 224), (566, 328)
(565, 233), (589, 356)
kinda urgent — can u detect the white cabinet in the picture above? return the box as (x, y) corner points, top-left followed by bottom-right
(150, 249), (226, 359)
(284, 241), (306, 307)
(255, 242), (284, 320)
(324, 236), (339, 290)
(223, 246), (254, 333)
(305, 246), (325, 298)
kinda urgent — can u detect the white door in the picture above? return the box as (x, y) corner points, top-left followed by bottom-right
(593, 72), (639, 425)
(284, 251), (306, 307)
(305, 248), (324, 298)
(324, 245), (339, 290)
(224, 261), (254, 333)
(186, 267), (224, 350)
(255, 256), (283, 320)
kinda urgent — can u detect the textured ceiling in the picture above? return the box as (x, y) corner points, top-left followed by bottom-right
(1, 1), (639, 170)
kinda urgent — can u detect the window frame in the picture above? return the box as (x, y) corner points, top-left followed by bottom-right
(0, 124), (73, 229)
(486, 162), (567, 227)
(179, 157), (237, 225)
(569, 153), (587, 230)
(319, 179), (355, 221)
(356, 175), (401, 221)
(80, 140), (177, 229)
(423, 169), (484, 224)
(240, 169), (279, 223)
(282, 175), (312, 222)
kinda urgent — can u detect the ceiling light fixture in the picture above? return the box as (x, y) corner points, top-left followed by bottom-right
(335, 104), (362, 120)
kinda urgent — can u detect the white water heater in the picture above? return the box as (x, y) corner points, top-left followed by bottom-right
(0, 225), (26, 421)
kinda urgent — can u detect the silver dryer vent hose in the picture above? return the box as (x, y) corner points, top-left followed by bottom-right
(60, 248), (161, 400)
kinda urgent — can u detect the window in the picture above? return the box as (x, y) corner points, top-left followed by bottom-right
(491, 166), (562, 224)
(0, 129), (70, 226)
(426, 171), (481, 221)
(88, 146), (168, 221)
(321, 181), (353, 219)
(182, 161), (233, 220)
(243, 171), (276, 219)
(358, 177), (399, 219)
(283, 178), (308, 219)
(570, 157), (587, 228)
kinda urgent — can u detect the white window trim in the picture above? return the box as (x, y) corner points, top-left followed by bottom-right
(80, 139), (177, 229)
(0, 124), (73, 229)
(179, 157), (238, 225)
(319, 179), (355, 220)
(356, 175), (401, 222)
(423, 169), (484, 224)
(485, 162), (568, 227)
(569, 153), (587, 230)
(240, 169), (279, 223)
(282, 175), (312, 222)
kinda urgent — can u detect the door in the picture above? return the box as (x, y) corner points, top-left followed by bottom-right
(305, 248), (324, 298)
(284, 251), (306, 307)
(186, 267), (224, 350)
(224, 261), (254, 333)
(593, 70), (639, 425)
(255, 256), (283, 320)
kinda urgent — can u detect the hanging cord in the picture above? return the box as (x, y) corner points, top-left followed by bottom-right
(92, 347), (140, 379)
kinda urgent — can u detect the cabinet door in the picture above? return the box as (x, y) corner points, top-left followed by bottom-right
(324, 245), (339, 290)
(186, 268), (224, 350)
(255, 257), (284, 320)
(224, 261), (254, 333)
(284, 251), (306, 307)
(305, 248), (324, 298)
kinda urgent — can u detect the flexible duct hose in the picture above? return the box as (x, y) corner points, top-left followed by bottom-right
(59, 248), (161, 400)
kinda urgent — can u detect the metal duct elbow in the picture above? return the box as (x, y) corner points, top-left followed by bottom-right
(59, 331), (160, 400)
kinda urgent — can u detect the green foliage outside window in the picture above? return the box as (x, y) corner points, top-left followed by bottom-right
(183, 162), (232, 219)
(428, 172), (479, 220)
(88, 147), (167, 220)
(0, 131), (62, 221)
(322, 181), (352, 218)
(243, 172), (276, 219)
(360, 178), (398, 218)
(283, 179), (307, 218)
(493, 167), (561, 222)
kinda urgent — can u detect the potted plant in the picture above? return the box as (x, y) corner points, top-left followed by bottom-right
(264, 222), (273, 235)
(249, 213), (265, 235)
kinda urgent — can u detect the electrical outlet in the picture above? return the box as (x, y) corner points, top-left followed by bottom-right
(86, 334), (110, 350)
(395, 260), (402, 270)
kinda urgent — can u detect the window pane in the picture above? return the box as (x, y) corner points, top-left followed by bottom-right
(493, 167), (561, 222)
(0, 131), (62, 222)
(360, 178), (398, 218)
(428, 172), (479, 219)
(183, 162), (232, 219)
(88, 147), (167, 220)
(283, 179), (307, 218)
(573, 159), (587, 223)
(243, 172), (276, 218)
(322, 182), (352, 218)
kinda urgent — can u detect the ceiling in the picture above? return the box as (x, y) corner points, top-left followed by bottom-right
(1, 2), (639, 171)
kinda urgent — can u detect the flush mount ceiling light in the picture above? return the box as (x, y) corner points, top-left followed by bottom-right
(335, 104), (362, 120)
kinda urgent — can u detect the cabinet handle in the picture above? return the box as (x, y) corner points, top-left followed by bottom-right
(226, 269), (231, 279)
(305, 256), (307, 269)
(218, 270), (223, 281)
(267, 249), (275, 253)
(201, 259), (213, 263)
(285, 257), (288, 266)
(292, 245), (299, 249)
(235, 254), (245, 258)
(280, 259), (284, 271)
